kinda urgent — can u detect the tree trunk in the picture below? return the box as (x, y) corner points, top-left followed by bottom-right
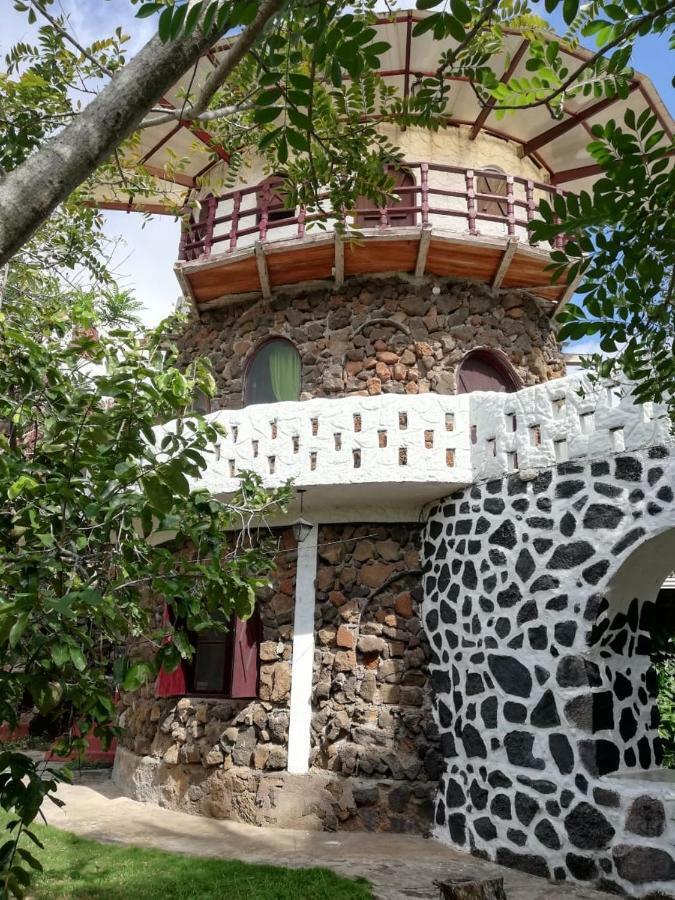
(434, 877), (507, 900)
(0, 0), (284, 266)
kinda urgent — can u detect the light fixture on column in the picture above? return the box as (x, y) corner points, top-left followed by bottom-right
(292, 489), (313, 543)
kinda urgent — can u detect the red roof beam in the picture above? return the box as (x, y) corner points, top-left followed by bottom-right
(470, 40), (529, 141)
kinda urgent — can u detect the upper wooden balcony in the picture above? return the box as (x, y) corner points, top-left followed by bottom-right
(174, 162), (576, 316)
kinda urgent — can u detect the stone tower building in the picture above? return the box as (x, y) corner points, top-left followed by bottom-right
(108, 13), (675, 898)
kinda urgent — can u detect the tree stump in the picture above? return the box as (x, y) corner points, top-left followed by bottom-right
(433, 877), (507, 900)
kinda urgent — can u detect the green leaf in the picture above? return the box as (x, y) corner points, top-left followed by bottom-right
(9, 613), (29, 648)
(68, 646), (87, 672)
(135, 3), (160, 18)
(450, 0), (472, 25)
(8, 474), (38, 500)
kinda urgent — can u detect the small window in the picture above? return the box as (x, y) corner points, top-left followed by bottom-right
(244, 339), (301, 406)
(476, 166), (507, 218)
(355, 167), (417, 228)
(456, 349), (520, 395)
(257, 174), (294, 226)
(156, 610), (261, 700)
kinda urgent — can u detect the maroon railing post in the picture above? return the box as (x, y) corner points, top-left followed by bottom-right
(297, 205), (306, 239)
(506, 175), (516, 236)
(379, 204), (388, 228)
(554, 186), (564, 250)
(259, 181), (270, 242)
(421, 162), (429, 226)
(202, 195), (216, 258)
(230, 190), (241, 251)
(525, 180), (536, 223)
(178, 214), (188, 261)
(465, 169), (477, 235)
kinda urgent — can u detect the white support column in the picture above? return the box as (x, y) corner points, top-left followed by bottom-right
(287, 524), (318, 774)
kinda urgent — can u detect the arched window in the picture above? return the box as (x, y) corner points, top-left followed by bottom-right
(476, 166), (507, 219)
(456, 349), (519, 394)
(256, 174), (294, 226)
(244, 339), (301, 406)
(355, 167), (417, 228)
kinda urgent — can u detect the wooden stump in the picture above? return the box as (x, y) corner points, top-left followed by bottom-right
(433, 876), (507, 900)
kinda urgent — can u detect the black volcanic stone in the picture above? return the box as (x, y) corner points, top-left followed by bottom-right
(591, 461), (610, 476)
(554, 621), (577, 647)
(505, 731), (545, 770)
(647, 466), (664, 486)
(529, 626), (547, 650)
(431, 669), (452, 693)
(535, 666), (550, 685)
(530, 574), (559, 593)
(619, 706), (638, 741)
(530, 690), (560, 727)
(440, 732), (457, 757)
(649, 445), (669, 458)
(484, 498), (505, 515)
(488, 655), (532, 698)
(583, 503), (625, 530)
(526, 517), (553, 530)
(475, 516), (490, 535)
(535, 820), (561, 850)
(578, 739), (620, 776)
(549, 733), (574, 775)
(582, 559), (610, 585)
(497, 583), (522, 608)
(613, 846), (675, 884)
(536, 497), (552, 512)
(638, 736), (652, 768)
(547, 541), (595, 569)
(657, 485), (674, 503)
(615, 456), (642, 481)
(557, 655), (601, 687)
(507, 475), (527, 496)
(566, 854), (599, 881)
(517, 776), (557, 794)
(565, 691), (614, 733)
(612, 527), (646, 555)
(625, 795), (666, 837)
(512, 498), (529, 513)
(489, 521), (517, 550)
(504, 702), (527, 723)
(593, 788), (620, 808)
(446, 778), (465, 808)
(595, 482), (623, 499)
(515, 792), (539, 826)
(560, 789), (574, 809)
(532, 471), (553, 493)
(560, 512), (576, 537)
(628, 489), (644, 503)
(516, 601), (537, 626)
(533, 538), (553, 555)
(489, 548), (506, 566)
(462, 724), (487, 759)
(490, 793), (512, 820)
(463, 560), (478, 589)
(515, 548), (536, 583)
(466, 673), (485, 696)
(495, 617), (511, 638)
(565, 802), (615, 850)
(448, 813), (466, 845)
(506, 828), (527, 846)
(545, 594), (568, 611)
(496, 849), (549, 879)
(487, 771), (511, 788)
(481, 697), (498, 729)
(469, 780), (488, 810)
(614, 672), (632, 700)
(429, 521), (443, 540)
(474, 817), (497, 841)
(545, 800), (560, 817)
(555, 480), (585, 498)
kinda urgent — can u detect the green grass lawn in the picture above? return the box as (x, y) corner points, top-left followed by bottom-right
(4, 819), (373, 899)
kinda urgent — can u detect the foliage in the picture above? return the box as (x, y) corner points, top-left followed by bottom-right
(0, 812), (373, 899)
(652, 628), (675, 769)
(0, 284), (288, 896)
(530, 110), (674, 422)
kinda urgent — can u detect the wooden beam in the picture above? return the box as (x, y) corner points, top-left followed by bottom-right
(470, 40), (529, 141)
(139, 122), (183, 164)
(255, 241), (272, 299)
(173, 262), (200, 318)
(552, 147), (675, 185)
(553, 270), (583, 319)
(334, 232), (344, 287)
(415, 225), (431, 278)
(523, 84), (639, 156)
(491, 238), (518, 289)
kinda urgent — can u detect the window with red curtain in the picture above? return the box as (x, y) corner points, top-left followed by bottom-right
(456, 349), (520, 394)
(256, 174), (294, 226)
(155, 610), (261, 699)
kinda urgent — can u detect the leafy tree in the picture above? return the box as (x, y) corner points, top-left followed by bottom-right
(0, 281), (287, 896)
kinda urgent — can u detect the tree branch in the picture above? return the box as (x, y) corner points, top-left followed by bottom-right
(138, 100), (255, 130)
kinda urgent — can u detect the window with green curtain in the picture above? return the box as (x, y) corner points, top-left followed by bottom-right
(244, 339), (301, 406)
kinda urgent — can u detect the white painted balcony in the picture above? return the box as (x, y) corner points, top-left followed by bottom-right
(183, 376), (672, 524)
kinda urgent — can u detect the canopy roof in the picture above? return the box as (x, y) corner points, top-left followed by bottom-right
(94, 10), (673, 213)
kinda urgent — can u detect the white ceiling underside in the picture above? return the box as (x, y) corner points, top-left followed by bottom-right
(92, 11), (673, 212)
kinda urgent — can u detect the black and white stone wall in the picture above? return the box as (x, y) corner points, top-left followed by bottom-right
(421, 445), (675, 896)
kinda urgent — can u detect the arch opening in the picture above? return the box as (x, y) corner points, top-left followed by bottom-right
(455, 348), (520, 394)
(243, 338), (302, 407)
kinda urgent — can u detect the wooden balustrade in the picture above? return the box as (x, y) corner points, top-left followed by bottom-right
(179, 162), (567, 261)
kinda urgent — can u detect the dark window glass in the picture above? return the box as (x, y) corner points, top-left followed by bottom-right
(244, 339), (301, 406)
(257, 174), (294, 226)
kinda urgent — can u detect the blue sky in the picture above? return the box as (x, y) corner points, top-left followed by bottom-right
(2, 0), (673, 330)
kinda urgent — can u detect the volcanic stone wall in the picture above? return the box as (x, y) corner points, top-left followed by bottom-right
(421, 445), (675, 896)
(178, 275), (564, 409)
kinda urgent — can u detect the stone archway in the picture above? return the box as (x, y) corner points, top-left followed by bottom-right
(421, 443), (675, 896)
